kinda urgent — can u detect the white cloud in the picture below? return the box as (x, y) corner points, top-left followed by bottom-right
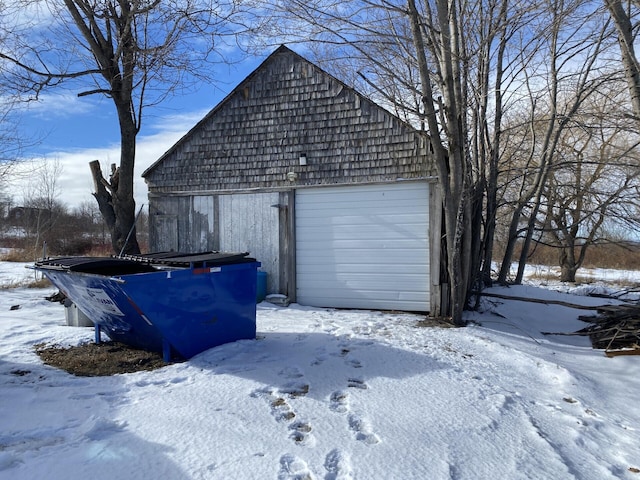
(9, 109), (209, 210)
(24, 92), (97, 119)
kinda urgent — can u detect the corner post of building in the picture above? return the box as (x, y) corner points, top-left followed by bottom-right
(429, 180), (443, 317)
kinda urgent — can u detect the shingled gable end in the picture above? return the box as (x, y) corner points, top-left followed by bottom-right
(143, 45), (442, 314)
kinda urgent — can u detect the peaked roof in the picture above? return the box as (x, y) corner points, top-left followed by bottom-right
(142, 45), (421, 178)
(143, 46), (311, 177)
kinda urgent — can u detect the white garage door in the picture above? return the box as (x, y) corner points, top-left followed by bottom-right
(296, 182), (430, 311)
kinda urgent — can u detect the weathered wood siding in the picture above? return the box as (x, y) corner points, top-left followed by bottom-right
(149, 192), (281, 294)
(143, 46), (435, 193)
(149, 195), (216, 253)
(218, 193), (280, 294)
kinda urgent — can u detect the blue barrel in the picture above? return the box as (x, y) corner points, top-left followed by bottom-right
(34, 252), (260, 361)
(257, 271), (267, 302)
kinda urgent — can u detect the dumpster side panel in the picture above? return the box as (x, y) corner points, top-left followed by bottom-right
(113, 261), (260, 358)
(42, 270), (166, 352)
(39, 261), (260, 359)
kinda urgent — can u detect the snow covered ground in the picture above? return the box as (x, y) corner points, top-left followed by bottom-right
(1, 260), (639, 479)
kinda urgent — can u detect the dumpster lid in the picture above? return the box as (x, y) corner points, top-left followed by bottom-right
(34, 256), (157, 275)
(35, 251), (255, 275)
(126, 251), (253, 267)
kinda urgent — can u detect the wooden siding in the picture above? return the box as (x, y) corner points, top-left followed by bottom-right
(149, 192), (282, 295)
(149, 195), (217, 253)
(218, 193), (280, 294)
(143, 46), (435, 194)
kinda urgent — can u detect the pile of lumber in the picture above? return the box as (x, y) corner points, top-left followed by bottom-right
(577, 305), (640, 357)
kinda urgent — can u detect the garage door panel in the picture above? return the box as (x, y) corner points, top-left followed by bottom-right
(305, 277), (429, 291)
(296, 182), (430, 311)
(297, 259), (428, 272)
(307, 295), (427, 311)
(297, 202), (426, 214)
(297, 207), (425, 218)
(296, 242), (426, 253)
(298, 189), (422, 202)
(297, 221), (426, 234)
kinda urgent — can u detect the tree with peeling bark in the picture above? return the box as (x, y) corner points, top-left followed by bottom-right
(0, 0), (259, 254)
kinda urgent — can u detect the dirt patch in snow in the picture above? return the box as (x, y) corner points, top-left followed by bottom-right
(35, 341), (173, 376)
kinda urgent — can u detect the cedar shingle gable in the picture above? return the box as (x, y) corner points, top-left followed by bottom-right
(143, 46), (434, 193)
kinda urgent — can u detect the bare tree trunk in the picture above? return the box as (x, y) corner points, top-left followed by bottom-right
(605, 0), (640, 120)
(497, 207), (522, 283)
(407, 0), (471, 325)
(478, 0), (510, 290)
(559, 247), (578, 282)
(1, 0), (253, 256)
(499, 1), (609, 284)
(90, 157), (140, 255)
(75, 0), (141, 255)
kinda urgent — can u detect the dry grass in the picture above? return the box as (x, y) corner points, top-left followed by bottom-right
(526, 267), (638, 284)
(0, 274), (52, 290)
(0, 248), (41, 263)
(34, 342), (171, 376)
(0, 244), (143, 263)
(26, 278), (52, 289)
(415, 317), (460, 328)
(0, 247), (102, 263)
(519, 242), (640, 271)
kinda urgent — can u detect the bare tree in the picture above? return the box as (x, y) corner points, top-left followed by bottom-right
(261, 0), (638, 307)
(496, 0), (614, 284)
(22, 158), (65, 255)
(0, 0), (260, 254)
(536, 88), (640, 281)
(73, 200), (105, 241)
(0, 93), (42, 193)
(405, 0), (479, 324)
(0, 106), (24, 188)
(605, 0), (640, 120)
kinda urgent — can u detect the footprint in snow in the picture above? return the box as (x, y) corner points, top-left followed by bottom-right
(324, 448), (353, 480)
(322, 322), (340, 335)
(311, 355), (327, 366)
(281, 381), (311, 398)
(331, 337), (366, 369)
(251, 379), (314, 445)
(278, 367), (310, 396)
(289, 421), (314, 445)
(329, 390), (349, 414)
(348, 414), (381, 445)
(329, 383), (380, 445)
(278, 453), (315, 480)
(251, 388), (297, 422)
(345, 358), (362, 369)
(347, 377), (368, 390)
(279, 366), (305, 379)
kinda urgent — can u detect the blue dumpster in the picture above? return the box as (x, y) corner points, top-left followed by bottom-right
(34, 252), (260, 361)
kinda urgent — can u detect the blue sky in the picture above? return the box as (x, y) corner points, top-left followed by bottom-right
(11, 51), (268, 210)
